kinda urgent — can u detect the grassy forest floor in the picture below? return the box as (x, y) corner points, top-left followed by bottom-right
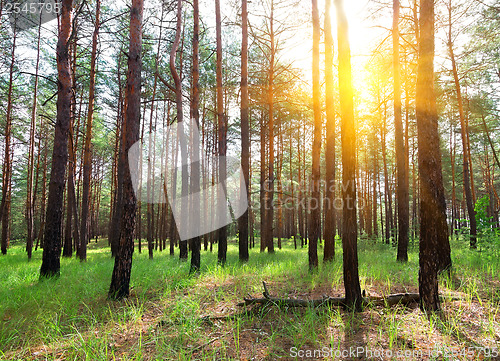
(0, 237), (500, 360)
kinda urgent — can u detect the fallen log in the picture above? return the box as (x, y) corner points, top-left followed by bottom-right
(195, 283), (468, 323)
(237, 282), (422, 308)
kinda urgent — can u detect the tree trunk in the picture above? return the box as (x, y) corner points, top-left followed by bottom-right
(381, 97), (391, 245)
(277, 117), (283, 249)
(169, 0), (189, 261)
(238, 0), (250, 263)
(450, 120), (457, 235)
(79, 0), (100, 261)
(262, 1), (276, 254)
(372, 151), (378, 237)
(36, 129), (49, 251)
(26, 19), (42, 260)
(190, 0), (202, 272)
(169, 112), (179, 256)
(260, 111), (267, 252)
(335, 0), (362, 311)
(145, 5), (164, 260)
(63, 35), (78, 258)
(394, 0), (409, 262)
(309, 0), (321, 270)
(40, 0), (73, 277)
(108, 0), (143, 299)
(297, 126), (304, 248)
(447, 2), (476, 249)
(0, 23), (16, 256)
(109, 52), (125, 257)
(215, 0), (228, 265)
(63, 121), (78, 257)
(416, 0), (451, 312)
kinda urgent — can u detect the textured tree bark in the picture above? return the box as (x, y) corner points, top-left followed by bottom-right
(277, 118), (283, 250)
(169, 118), (179, 256)
(416, 0), (451, 312)
(190, 0), (202, 272)
(394, 0), (410, 262)
(260, 112), (267, 252)
(0, 23), (16, 256)
(403, 54), (411, 240)
(146, 5), (164, 260)
(146, 106), (154, 258)
(289, 131), (296, 248)
(335, 0), (362, 311)
(264, 1), (276, 254)
(450, 122), (457, 235)
(169, 0), (188, 261)
(110, 112), (125, 257)
(303, 121), (309, 245)
(63, 45), (77, 259)
(465, 114), (476, 205)
(372, 154), (378, 237)
(108, 0), (143, 299)
(238, 0), (250, 262)
(202, 108), (210, 252)
(79, 0), (100, 261)
(36, 131), (49, 251)
(380, 97), (391, 245)
(216, 0), (227, 265)
(40, 0), (73, 277)
(309, 0), (321, 270)
(63, 124), (78, 258)
(26, 18), (42, 260)
(297, 128), (304, 248)
(109, 53), (125, 257)
(71, 31), (83, 256)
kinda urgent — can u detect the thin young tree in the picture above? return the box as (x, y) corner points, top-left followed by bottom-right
(216, 0), (227, 265)
(416, 0), (451, 312)
(0, 21), (16, 256)
(26, 17), (43, 260)
(79, 0), (101, 261)
(323, 0), (336, 262)
(309, 0), (321, 270)
(394, 0), (410, 262)
(335, 0), (362, 311)
(147, 4), (165, 260)
(170, 0), (189, 261)
(40, 0), (74, 277)
(260, 111), (267, 252)
(446, 0), (477, 249)
(238, 0), (250, 262)
(189, 0), (202, 273)
(108, 0), (144, 299)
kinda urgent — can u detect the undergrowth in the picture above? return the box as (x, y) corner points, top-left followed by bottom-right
(0, 236), (498, 360)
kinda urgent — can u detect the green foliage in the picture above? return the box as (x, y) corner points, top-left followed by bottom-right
(475, 195), (492, 230)
(474, 195), (500, 251)
(1, 238), (499, 359)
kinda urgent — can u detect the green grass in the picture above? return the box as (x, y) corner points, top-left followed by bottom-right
(0, 237), (499, 360)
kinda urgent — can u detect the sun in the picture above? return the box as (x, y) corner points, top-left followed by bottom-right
(283, 0), (380, 89)
(341, 0), (374, 57)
